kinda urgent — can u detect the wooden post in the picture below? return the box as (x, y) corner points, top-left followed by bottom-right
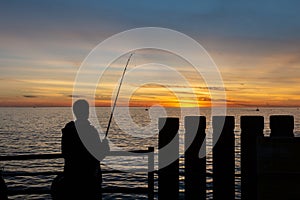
(213, 116), (235, 200)
(184, 116), (206, 200)
(158, 117), (179, 200)
(257, 115), (298, 199)
(240, 116), (264, 200)
(270, 115), (294, 137)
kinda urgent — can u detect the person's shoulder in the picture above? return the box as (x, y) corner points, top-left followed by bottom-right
(86, 122), (101, 136)
(83, 120), (97, 130)
(62, 121), (75, 132)
(89, 124), (98, 132)
(65, 121), (75, 128)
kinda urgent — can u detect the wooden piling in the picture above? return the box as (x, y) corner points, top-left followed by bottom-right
(270, 115), (294, 137)
(158, 117), (179, 200)
(213, 116), (235, 200)
(258, 115), (300, 199)
(184, 116), (206, 200)
(240, 116), (264, 200)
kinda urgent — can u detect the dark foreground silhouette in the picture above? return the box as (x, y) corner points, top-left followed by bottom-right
(0, 169), (8, 200)
(51, 100), (109, 199)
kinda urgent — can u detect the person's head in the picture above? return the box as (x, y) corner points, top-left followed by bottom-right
(73, 99), (89, 120)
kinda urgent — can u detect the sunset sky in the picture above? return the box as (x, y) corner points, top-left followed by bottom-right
(1, 0), (300, 107)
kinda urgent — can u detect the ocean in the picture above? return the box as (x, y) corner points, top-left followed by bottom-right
(0, 107), (299, 199)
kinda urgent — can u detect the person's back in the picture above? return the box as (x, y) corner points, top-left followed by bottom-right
(62, 120), (101, 181)
(52, 99), (109, 199)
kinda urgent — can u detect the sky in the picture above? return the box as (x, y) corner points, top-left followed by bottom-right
(1, 0), (300, 107)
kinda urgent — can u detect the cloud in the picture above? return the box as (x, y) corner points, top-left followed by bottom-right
(66, 94), (85, 98)
(23, 95), (38, 98)
(197, 86), (228, 91)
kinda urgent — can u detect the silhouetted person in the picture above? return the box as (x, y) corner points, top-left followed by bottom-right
(52, 99), (109, 199)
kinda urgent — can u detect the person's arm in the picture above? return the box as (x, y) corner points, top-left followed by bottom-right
(61, 129), (68, 158)
(100, 138), (110, 160)
(61, 124), (73, 159)
(90, 126), (110, 161)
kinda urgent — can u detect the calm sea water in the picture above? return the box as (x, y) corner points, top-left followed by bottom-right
(0, 107), (299, 200)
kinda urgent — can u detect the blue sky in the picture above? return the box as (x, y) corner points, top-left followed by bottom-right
(1, 0), (300, 106)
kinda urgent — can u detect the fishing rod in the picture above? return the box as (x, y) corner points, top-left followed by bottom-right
(105, 53), (134, 138)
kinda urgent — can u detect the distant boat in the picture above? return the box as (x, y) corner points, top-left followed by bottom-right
(145, 108), (149, 111)
(256, 108), (260, 111)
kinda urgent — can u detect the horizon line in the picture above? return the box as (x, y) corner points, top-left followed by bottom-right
(0, 105), (299, 108)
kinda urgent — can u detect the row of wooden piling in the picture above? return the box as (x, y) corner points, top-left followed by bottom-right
(157, 115), (298, 200)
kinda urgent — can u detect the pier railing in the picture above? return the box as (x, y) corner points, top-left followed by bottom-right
(0, 147), (154, 199)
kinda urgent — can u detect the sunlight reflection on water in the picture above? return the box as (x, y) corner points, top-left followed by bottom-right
(0, 107), (299, 199)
